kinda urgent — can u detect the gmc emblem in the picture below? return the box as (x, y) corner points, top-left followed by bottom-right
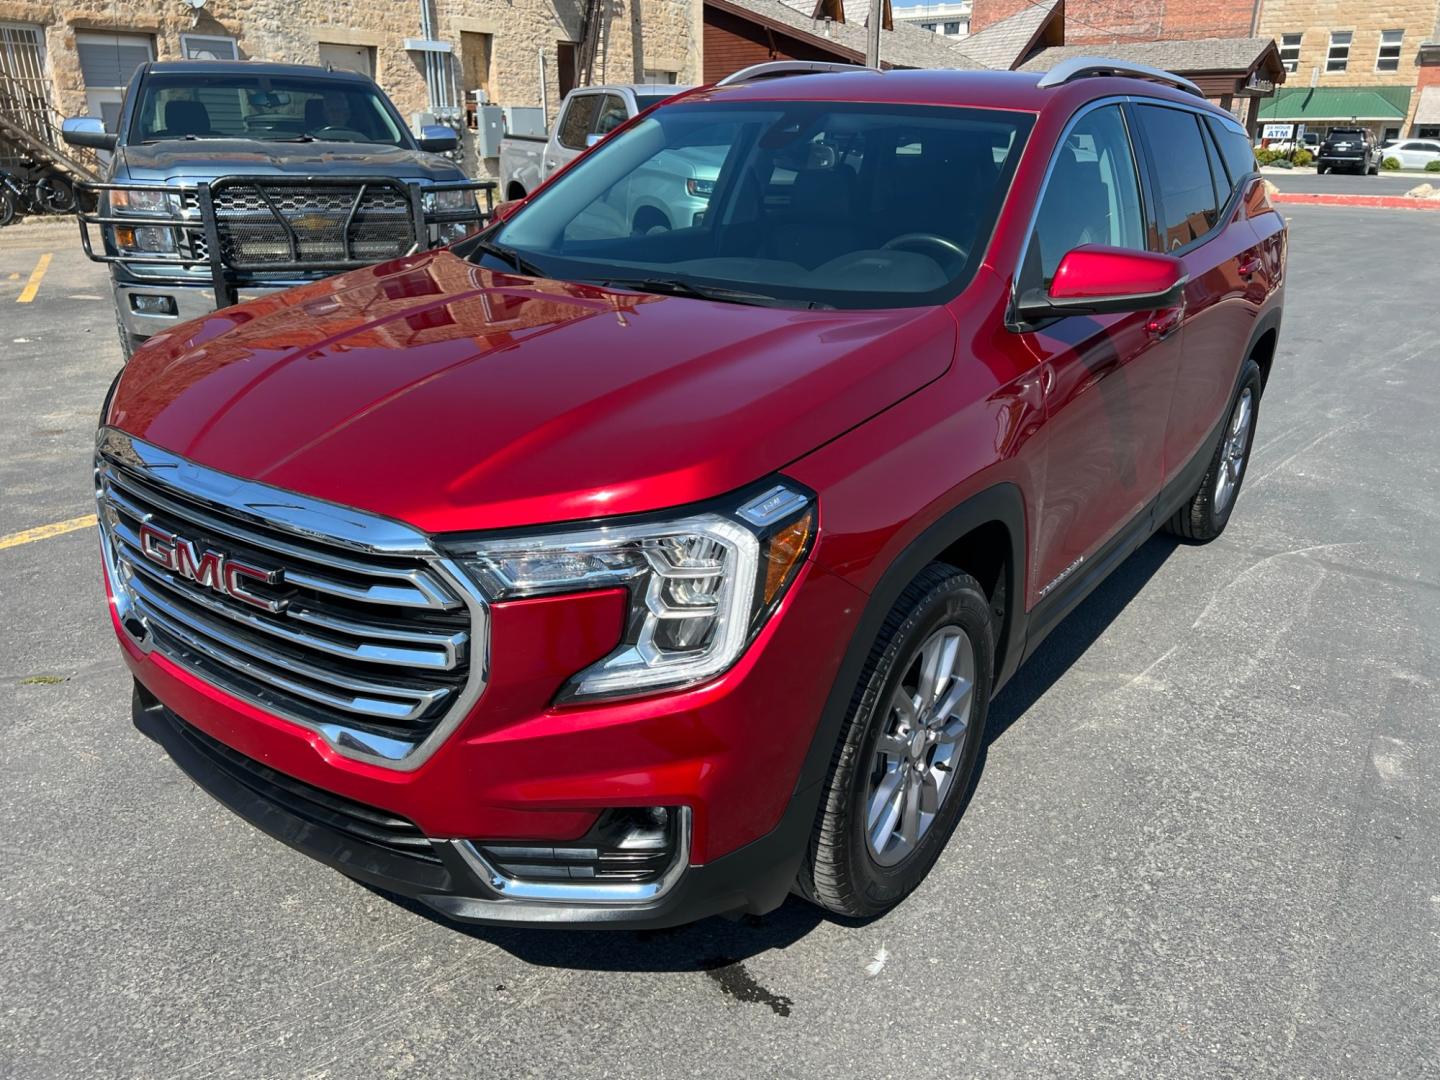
(138, 522), (287, 612)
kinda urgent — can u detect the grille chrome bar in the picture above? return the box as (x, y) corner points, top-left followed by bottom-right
(96, 428), (489, 770)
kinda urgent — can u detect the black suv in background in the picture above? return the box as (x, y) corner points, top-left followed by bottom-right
(1317, 127), (1382, 175)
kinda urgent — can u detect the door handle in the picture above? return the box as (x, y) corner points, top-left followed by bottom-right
(1145, 306), (1183, 340)
(1238, 255), (1262, 278)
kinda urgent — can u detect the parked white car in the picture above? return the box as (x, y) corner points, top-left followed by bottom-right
(1379, 139), (1440, 169)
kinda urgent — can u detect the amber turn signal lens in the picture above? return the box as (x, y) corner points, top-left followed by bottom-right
(762, 511), (812, 607)
(114, 226), (137, 248)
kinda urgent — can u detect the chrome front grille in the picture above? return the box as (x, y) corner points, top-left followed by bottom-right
(95, 430), (488, 769)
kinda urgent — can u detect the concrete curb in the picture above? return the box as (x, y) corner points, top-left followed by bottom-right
(1271, 192), (1440, 211)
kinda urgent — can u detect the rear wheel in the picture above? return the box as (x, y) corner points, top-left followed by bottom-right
(797, 564), (993, 918)
(1163, 358), (1262, 542)
(34, 173), (75, 214)
(0, 189), (15, 228)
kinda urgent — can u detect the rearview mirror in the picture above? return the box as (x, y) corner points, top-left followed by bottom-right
(418, 125), (458, 153)
(62, 116), (117, 152)
(1016, 245), (1186, 322)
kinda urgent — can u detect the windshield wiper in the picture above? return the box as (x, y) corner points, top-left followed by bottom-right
(473, 239), (547, 278)
(593, 277), (809, 308)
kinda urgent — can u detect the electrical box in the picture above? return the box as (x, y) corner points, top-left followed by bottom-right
(474, 104), (504, 157)
(502, 106), (546, 138)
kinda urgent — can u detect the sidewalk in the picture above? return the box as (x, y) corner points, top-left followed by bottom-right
(1260, 165), (1436, 178)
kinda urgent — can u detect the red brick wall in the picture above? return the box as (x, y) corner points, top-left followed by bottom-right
(970, 0), (1257, 41)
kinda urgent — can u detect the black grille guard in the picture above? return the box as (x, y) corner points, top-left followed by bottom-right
(76, 173), (496, 310)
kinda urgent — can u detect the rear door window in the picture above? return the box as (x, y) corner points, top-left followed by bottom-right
(557, 94), (601, 150)
(1134, 105), (1221, 251)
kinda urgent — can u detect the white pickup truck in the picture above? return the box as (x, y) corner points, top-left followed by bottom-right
(499, 84), (688, 200)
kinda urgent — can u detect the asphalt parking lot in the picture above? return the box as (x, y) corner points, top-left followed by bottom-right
(3, 205), (1439, 1078)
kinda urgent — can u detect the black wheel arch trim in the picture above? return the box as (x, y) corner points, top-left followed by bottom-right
(793, 482), (1028, 799)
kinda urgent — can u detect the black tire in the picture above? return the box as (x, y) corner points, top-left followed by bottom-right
(1163, 358), (1262, 542)
(797, 563), (993, 918)
(114, 306), (143, 361)
(632, 207), (670, 236)
(1316, 164), (1327, 175)
(0, 189), (15, 228)
(35, 173), (75, 214)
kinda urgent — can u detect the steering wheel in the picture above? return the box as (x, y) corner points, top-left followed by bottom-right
(882, 232), (968, 265)
(313, 125), (369, 142)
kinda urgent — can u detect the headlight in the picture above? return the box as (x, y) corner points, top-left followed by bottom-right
(686, 178), (715, 198)
(448, 483), (815, 700)
(110, 189), (179, 216)
(109, 189), (180, 254)
(423, 188), (476, 214)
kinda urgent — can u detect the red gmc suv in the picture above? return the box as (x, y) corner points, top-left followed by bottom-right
(97, 60), (1285, 927)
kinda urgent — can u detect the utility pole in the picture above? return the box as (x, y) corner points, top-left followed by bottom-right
(631, 0), (646, 84)
(865, 0), (882, 67)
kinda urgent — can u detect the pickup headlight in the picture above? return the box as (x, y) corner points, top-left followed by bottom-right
(108, 189), (180, 254)
(449, 483), (815, 700)
(424, 188), (478, 243)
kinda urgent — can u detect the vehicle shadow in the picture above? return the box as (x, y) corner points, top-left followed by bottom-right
(392, 533), (1182, 971)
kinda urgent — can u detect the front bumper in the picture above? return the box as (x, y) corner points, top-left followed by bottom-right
(111, 277), (298, 340)
(133, 684), (814, 927)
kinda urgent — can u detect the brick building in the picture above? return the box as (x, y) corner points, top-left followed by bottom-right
(0, 0), (701, 180)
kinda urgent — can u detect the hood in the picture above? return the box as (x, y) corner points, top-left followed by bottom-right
(107, 251), (956, 534)
(116, 140), (462, 184)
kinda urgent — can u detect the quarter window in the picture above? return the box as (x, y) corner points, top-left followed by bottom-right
(1206, 115), (1258, 186)
(1026, 105), (1145, 287)
(1280, 33), (1302, 73)
(1376, 29), (1404, 72)
(1134, 105), (1221, 251)
(1327, 31), (1352, 73)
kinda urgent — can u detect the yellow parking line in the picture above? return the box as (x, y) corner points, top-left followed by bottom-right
(0, 514), (97, 550)
(16, 252), (51, 303)
(7, 271), (19, 280)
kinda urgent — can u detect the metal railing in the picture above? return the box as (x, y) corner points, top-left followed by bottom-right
(0, 66), (100, 182)
(76, 175), (496, 309)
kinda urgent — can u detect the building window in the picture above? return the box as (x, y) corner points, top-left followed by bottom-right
(75, 31), (154, 131)
(642, 68), (678, 84)
(920, 22), (936, 31)
(944, 21), (960, 34)
(179, 34), (238, 60)
(1419, 126), (1440, 139)
(1376, 29), (1403, 72)
(1326, 31), (1351, 73)
(1280, 33), (1302, 74)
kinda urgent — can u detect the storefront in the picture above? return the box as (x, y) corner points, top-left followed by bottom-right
(1258, 86), (1413, 144)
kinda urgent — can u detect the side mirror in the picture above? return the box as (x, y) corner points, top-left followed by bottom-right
(585, 132), (602, 148)
(62, 116), (117, 152)
(417, 124), (458, 153)
(1016, 245), (1186, 322)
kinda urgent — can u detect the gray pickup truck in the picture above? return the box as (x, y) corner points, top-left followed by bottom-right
(63, 59), (492, 357)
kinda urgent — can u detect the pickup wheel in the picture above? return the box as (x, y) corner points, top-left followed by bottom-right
(114, 306), (143, 361)
(1163, 358), (1262, 542)
(632, 208), (670, 236)
(797, 564), (992, 918)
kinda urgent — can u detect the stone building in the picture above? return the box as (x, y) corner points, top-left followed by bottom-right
(1256, 0), (1440, 139)
(0, 0), (701, 180)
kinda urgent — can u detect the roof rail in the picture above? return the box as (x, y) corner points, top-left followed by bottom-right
(715, 60), (873, 86)
(1036, 56), (1204, 98)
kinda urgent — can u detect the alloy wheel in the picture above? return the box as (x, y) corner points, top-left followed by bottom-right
(865, 625), (976, 866)
(1214, 386), (1253, 513)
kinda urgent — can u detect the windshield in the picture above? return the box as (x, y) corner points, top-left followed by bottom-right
(129, 73), (410, 146)
(478, 101), (1033, 310)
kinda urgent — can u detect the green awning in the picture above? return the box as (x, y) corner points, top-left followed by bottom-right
(1258, 86), (1411, 122)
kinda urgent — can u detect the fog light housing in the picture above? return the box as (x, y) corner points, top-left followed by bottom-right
(130, 293), (177, 316)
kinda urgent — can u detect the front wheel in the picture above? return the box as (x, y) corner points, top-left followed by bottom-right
(797, 564), (993, 918)
(0, 189), (15, 228)
(1164, 358), (1262, 542)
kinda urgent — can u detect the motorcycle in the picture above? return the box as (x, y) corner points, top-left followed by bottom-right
(0, 167), (78, 226)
